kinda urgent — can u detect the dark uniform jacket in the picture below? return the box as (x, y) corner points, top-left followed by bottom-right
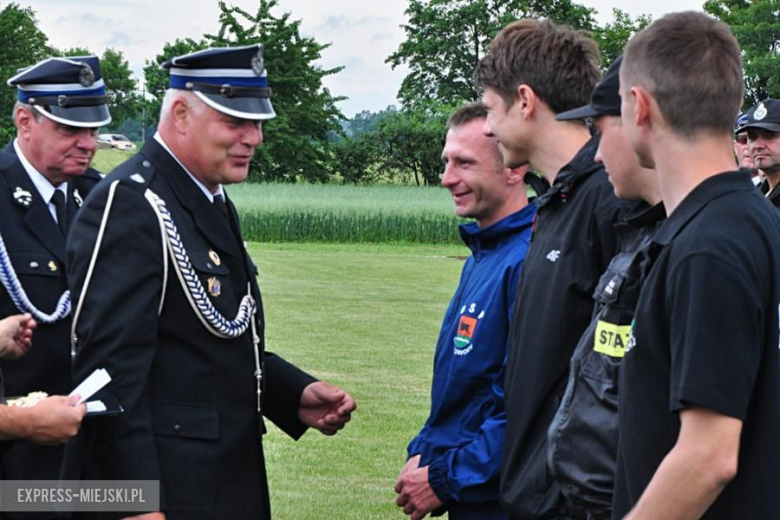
(0, 143), (101, 489)
(63, 139), (315, 520)
(547, 202), (665, 516)
(500, 136), (626, 518)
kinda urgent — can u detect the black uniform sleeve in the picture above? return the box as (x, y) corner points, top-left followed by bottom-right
(263, 352), (317, 439)
(667, 254), (764, 420)
(67, 181), (165, 482)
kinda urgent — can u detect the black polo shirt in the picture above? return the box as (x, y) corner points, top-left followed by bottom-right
(500, 135), (627, 517)
(613, 171), (780, 519)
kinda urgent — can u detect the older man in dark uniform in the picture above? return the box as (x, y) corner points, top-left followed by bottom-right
(63, 45), (356, 520)
(0, 56), (108, 496)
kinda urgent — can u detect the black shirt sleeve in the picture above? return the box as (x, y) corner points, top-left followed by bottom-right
(667, 254), (764, 420)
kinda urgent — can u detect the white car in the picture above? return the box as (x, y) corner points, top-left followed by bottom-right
(97, 134), (137, 150)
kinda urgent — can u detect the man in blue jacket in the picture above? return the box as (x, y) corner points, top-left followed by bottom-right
(395, 102), (535, 520)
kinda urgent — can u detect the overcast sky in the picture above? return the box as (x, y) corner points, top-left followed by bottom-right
(20, 0), (704, 118)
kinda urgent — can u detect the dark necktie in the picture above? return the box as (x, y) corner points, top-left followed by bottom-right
(51, 190), (68, 237)
(213, 193), (229, 220)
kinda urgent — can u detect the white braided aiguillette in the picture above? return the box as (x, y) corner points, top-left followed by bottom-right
(0, 230), (70, 323)
(144, 189), (255, 338)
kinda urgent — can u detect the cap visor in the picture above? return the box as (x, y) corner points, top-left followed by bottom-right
(195, 92), (276, 120)
(38, 104), (112, 128)
(556, 105), (599, 121)
(743, 122), (780, 133)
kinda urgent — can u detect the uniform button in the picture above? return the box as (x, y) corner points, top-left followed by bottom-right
(173, 424), (182, 433)
(142, 161), (151, 168)
(29, 261), (38, 269)
(206, 262), (213, 269)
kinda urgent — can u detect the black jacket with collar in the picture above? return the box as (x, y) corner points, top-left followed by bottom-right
(500, 135), (628, 518)
(62, 139), (315, 520)
(0, 142), (101, 488)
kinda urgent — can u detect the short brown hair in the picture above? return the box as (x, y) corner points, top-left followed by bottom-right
(474, 19), (601, 114)
(446, 102), (488, 130)
(445, 102), (503, 167)
(621, 11), (743, 136)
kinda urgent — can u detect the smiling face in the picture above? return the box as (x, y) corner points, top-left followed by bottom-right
(481, 88), (530, 169)
(441, 118), (513, 228)
(176, 98), (263, 191)
(16, 107), (98, 185)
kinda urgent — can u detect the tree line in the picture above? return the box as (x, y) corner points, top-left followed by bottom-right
(0, 0), (777, 184)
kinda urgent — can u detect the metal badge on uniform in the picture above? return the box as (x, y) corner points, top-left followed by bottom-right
(130, 173), (145, 184)
(73, 189), (83, 207)
(47, 261), (57, 272)
(207, 277), (222, 297)
(13, 187), (32, 207)
(208, 249), (221, 266)
(755, 102), (767, 121)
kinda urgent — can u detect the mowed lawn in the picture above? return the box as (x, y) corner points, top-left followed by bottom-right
(249, 242), (468, 519)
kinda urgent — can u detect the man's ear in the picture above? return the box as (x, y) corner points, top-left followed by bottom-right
(505, 164), (528, 185)
(170, 98), (191, 133)
(632, 86), (653, 130)
(516, 84), (535, 120)
(14, 107), (35, 140)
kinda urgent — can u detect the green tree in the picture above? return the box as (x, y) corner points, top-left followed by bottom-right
(705, 0), (780, 106)
(331, 133), (380, 184)
(593, 9), (651, 69)
(0, 2), (54, 143)
(387, 0), (597, 109)
(373, 105), (450, 186)
(96, 49), (141, 128)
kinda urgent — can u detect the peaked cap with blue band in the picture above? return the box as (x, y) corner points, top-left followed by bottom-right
(163, 44), (275, 120)
(7, 56), (111, 128)
(734, 111), (749, 135)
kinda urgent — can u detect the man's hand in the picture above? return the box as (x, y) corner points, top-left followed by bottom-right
(395, 454), (421, 488)
(0, 314), (36, 360)
(297, 381), (356, 435)
(394, 464), (443, 520)
(21, 395), (86, 444)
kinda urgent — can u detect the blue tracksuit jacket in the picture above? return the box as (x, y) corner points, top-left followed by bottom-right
(407, 204), (535, 514)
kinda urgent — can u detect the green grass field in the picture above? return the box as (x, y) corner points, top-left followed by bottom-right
(230, 183), (463, 244)
(251, 242), (468, 519)
(91, 148), (136, 173)
(91, 149), (464, 244)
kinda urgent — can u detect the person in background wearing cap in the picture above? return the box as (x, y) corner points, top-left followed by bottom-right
(614, 12), (780, 518)
(63, 45), (356, 520)
(474, 20), (626, 518)
(0, 56), (107, 500)
(546, 55), (664, 520)
(394, 103), (534, 520)
(732, 111), (755, 170)
(742, 99), (780, 208)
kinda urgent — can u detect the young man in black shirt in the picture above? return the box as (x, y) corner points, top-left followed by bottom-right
(474, 19), (625, 518)
(615, 12), (780, 519)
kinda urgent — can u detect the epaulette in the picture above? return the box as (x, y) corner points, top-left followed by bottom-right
(110, 156), (158, 193)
